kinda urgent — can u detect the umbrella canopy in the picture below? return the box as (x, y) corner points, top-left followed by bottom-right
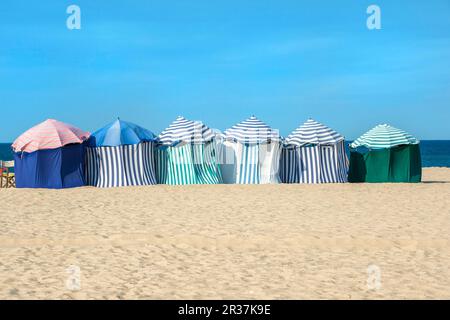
(350, 124), (419, 149)
(87, 118), (156, 147)
(158, 116), (215, 146)
(223, 116), (280, 144)
(285, 119), (344, 146)
(12, 119), (90, 153)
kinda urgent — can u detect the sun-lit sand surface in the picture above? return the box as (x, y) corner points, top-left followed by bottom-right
(0, 167), (449, 299)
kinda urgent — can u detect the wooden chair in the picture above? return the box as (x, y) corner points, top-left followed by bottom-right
(0, 160), (15, 188)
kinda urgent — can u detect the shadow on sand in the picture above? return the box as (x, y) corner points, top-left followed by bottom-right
(421, 181), (450, 184)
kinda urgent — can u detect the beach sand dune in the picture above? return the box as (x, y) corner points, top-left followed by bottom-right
(0, 168), (449, 299)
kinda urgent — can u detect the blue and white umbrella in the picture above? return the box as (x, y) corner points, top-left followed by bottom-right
(223, 116), (280, 144)
(285, 119), (344, 146)
(158, 116), (215, 146)
(85, 118), (157, 188)
(87, 118), (156, 147)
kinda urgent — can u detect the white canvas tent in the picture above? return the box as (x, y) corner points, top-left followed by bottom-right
(219, 116), (281, 184)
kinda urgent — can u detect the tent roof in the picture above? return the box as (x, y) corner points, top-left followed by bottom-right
(285, 119), (344, 146)
(223, 116), (280, 144)
(350, 124), (419, 149)
(12, 119), (90, 153)
(158, 116), (215, 146)
(88, 118), (156, 147)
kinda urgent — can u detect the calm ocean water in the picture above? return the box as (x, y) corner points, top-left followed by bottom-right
(1, 141), (450, 167)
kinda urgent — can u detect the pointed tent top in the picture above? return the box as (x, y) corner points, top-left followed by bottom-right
(88, 118), (156, 147)
(285, 118), (344, 146)
(350, 124), (419, 149)
(223, 115), (280, 144)
(12, 119), (90, 153)
(158, 116), (215, 146)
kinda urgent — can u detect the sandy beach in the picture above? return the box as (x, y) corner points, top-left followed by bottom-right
(0, 167), (449, 299)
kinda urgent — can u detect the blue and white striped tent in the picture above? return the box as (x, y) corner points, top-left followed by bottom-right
(156, 116), (222, 185)
(220, 116), (281, 184)
(280, 119), (348, 183)
(85, 119), (157, 188)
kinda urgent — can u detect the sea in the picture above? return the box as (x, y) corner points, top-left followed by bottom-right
(1, 141), (450, 167)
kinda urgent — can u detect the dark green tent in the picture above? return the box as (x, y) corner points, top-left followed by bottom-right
(348, 124), (422, 183)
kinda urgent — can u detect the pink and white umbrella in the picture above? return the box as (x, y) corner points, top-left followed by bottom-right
(12, 119), (90, 153)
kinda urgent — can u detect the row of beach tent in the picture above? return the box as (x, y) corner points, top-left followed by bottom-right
(11, 116), (422, 189)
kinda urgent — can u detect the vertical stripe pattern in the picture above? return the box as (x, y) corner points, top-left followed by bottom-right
(85, 142), (157, 188)
(231, 142), (281, 184)
(280, 141), (348, 183)
(223, 116), (281, 184)
(156, 142), (222, 185)
(237, 143), (260, 184)
(282, 118), (348, 184)
(279, 147), (300, 183)
(193, 143), (222, 184)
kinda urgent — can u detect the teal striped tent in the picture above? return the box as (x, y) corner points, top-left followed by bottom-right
(350, 124), (419, 149)
(219, 116), (281, 184)
(156, 116), (222, 185)
(348, 124), (422, 183)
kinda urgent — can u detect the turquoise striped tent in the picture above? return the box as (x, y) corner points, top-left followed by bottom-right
(220, 116), (281, 184)
(350, 124), (419, 149)
(348, 124), (422, 183)
(156, 116), (222, 185)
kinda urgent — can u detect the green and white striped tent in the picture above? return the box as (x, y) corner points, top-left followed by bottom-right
(219, 116), (281, 184)
(156, 116), (222, 185)
(350, 124), (419, 149)
(348, 124), (422, 183)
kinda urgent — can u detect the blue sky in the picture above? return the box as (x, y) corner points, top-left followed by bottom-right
(1, 0), (449, 141)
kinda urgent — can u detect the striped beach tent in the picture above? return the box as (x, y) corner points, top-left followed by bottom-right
(350, 124), (419, 149)
(156, 116), (222, 185)
(220, 116), (281, 184)
(348, 124), (421, 183)
(85, 118), (157, 188)
(280, 119), (348, 183)
(12, 119), (90, 188)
